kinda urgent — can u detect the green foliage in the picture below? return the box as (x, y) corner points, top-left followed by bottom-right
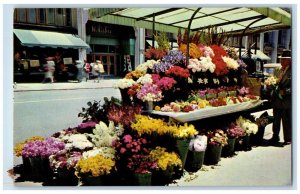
(154, 31), (170, 51)
(78, 97), (122, 123)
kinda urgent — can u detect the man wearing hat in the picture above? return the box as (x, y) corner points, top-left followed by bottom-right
(266, 49), (292, 146)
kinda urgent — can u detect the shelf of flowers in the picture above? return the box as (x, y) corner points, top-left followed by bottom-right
(13, 33), (268, 186)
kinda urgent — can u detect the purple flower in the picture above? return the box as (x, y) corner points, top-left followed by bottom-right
(78, 121), (96, 129)
(153, 61), (174, 73)
(237, 87), (249, 96)
(162, 50), (185, 64)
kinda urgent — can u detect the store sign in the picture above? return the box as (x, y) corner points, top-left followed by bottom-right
(30, 60), (40, 67)
(63, 58), (73, 64)
(91, 23), (112, 35)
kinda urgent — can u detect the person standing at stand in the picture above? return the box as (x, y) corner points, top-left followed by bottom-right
(95, 60), (105, 82)
(266, 49), (292, 147)
(42, 59), (55, 83)
(75, 60), (84, 82)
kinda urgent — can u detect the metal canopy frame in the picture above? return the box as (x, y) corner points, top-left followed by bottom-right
(88, 7), (291, 60)
(89, 7), (291, 34)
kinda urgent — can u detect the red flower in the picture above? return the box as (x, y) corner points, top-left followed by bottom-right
(165, 66), (190, 78)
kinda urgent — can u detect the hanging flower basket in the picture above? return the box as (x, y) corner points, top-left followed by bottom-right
(204, 144), (223, 165)
(221, 138), (236, 157)
(133, 172), (152, 186)
(185, 150), (205, 172)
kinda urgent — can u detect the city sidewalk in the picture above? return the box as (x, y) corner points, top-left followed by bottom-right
(13, 79), (120, 92)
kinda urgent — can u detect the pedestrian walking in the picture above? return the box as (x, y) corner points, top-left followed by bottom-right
(94, 60), (105, 82)
(42, 60), (55, 83)
(83, 60), (91, 82)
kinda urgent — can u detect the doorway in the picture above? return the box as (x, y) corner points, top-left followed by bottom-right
(93, 54), (117, 76)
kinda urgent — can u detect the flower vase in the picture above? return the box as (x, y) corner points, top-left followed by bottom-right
(56, 168), (78, 186)
(133, 172), (152, 186)
(184, 150), (205, 172)
(81, 175), (106, 186)
(204, 144), (222, 165)
(175, 139), (190, 167)
(29, 157), (53, 181)
(119, 89), (132, 105)
(221, 138), (236, 157)
(145, 101), (154, 112)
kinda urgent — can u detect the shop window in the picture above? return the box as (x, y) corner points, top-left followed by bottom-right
(27, 9), (36, 23)
(108, 46), (116, 53)
(18, 9), (26, 22)
(46, 8), (55, 24)
(38, 9), (45, 24)
(56, 8), (64, 26)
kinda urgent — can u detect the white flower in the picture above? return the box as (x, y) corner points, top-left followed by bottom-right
(189, 135), (207, 152)
(114, 78), (136, 89)
(89, 121), (119, 148)
(64, 134), (94, 150)
(234, 78), (238, 83)
(222, 56), (240, 70)
(136, 74), (153, 85)
(188, 77), (193, 84)
(135, 60), (158, 73)
(213, 78), (220, 85)
(82, 147), (116, 159)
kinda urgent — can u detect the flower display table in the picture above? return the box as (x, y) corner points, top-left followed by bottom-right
(151, 99), (266, 122)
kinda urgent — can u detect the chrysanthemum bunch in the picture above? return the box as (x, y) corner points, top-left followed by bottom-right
(206, 129), (228, 147)
(75, 154), (115, 177)
(22, 137), (65, 158)
(62, 134), (93, 150)
(14, 136), (45, 157)
(149, 146), (182, 170)
(125, 70), (145, 80)
(135, 60), (159, 73)
(49, 149), (82, 170)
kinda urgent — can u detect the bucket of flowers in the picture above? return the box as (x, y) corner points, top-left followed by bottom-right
(49, 149), (82, 185)
(21, 137), (65, 181)
(235, 116), (259, 151)
(75, 154), (116, 186)
(185, 135), (207, 172)
(149, 146), (182, 185)
(222, 124), (245, 157)
(204, 129), (228, 165)
(14, 136), (45, 176)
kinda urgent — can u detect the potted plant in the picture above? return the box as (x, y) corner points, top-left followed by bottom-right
(75, 154), (116, 186)
(185, 135), (207, 172)
(204, 129), (228, 165)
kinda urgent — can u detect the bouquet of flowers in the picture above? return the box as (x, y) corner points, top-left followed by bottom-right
(75, 154), (115, 178)
(114, 78), (136, 89)
(144, 47), (167, 60)
(82, 147), (116, 160)
(14, 136), (45, 157)
(263, 76), (282, 99)
(226, 123), (245, 138)
(236, 116), (259, 136)
(127, 154), (157, 174)
(135, 60), (158, 73)
(49, 149), (82, 170)
(149, 146), (182, 171)
(136, 83), (163, 102)
(188, 135), (207, 152)
(222, 56), (240, 70)
(108, 104), (142, 128)
(22, 137), (65, 158)
(206, 129), (228, 147)
(61, 134), (94, 151)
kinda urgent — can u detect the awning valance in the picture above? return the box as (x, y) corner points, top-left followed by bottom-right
(14, 29), (90, 49)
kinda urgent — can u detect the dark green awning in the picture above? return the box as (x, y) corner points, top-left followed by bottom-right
(14, 29), (90, 49)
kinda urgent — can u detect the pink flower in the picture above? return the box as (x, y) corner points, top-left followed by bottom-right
(120, 147), (126, 154)
(123, 134), (132, 143)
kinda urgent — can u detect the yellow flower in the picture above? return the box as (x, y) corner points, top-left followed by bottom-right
(75, 154), (115, 177)
(14, 136), (45, 157)
(149, 147), (182, 170)
(154, 106), (161, 111)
